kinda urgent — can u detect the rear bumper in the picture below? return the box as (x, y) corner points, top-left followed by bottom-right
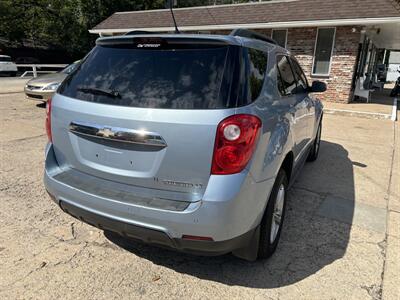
(44, 144), (274, 255)
(58, 199), (256, 256)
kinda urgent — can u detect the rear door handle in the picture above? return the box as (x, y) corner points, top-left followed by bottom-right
(69, 121), (167, 147)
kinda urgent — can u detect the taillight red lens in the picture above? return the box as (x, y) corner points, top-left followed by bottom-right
(211, 114), (261, 175)
(45, 98), (52, 142)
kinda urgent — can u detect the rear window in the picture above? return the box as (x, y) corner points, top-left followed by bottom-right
(59, 44), (241, 109)
(0, 56), (11, 62)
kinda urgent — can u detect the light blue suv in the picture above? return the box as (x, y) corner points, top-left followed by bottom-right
(44, 29), (325, 261)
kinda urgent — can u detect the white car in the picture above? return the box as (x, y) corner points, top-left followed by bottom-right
(0, 55), (18, 77)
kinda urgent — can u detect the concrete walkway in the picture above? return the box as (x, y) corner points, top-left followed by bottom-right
(323, 89), (397, 120)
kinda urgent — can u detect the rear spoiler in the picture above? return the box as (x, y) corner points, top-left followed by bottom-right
(230, 29), (278, 46)
(96, 35), (241, 47)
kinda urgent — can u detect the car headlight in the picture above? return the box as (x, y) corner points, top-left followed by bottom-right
(44, 82), (61, 91)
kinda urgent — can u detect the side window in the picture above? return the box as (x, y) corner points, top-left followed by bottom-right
(272, 29), (287, 48)
(290, 57), (308, 92)
(276, 55), (297, 96)
(312, 27), (336, 76)
(247, 48), (268, 101)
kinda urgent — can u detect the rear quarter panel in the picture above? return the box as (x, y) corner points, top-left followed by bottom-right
(232, 52), (295, 229)
(236, 49), (294, 185)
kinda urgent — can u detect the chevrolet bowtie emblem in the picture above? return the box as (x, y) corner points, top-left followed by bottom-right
(98, 127), (114, 138)
(69, 121), (167, 147)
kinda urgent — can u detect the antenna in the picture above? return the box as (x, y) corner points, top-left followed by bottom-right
(169, 0), (180, 34)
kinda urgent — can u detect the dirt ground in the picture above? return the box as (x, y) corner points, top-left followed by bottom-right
(0, 79), (399, 299)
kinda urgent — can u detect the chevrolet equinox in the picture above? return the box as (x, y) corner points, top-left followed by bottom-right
(44, 30), (325, 261)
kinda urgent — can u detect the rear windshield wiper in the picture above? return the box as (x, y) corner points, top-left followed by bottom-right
(77, 86), (121, 98)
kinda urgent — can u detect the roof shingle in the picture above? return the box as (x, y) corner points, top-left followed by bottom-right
(91, 0), (400, 31)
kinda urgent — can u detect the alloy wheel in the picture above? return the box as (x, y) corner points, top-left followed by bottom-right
(270, 184), (285, 244)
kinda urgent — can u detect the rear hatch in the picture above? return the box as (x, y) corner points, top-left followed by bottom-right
(52, 36), (244, 202)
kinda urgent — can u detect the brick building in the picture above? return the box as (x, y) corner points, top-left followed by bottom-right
(89, 0), (400, 103)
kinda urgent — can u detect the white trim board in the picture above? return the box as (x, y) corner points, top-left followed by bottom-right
(89, 17), (400, 34)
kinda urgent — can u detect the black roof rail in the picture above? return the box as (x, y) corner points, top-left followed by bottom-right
(230, 28), (278, 45)
(124, 30), (162, 35)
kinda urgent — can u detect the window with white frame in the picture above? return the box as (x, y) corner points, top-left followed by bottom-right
(271, 29), (287, 48)
(312, 27), (336, 76)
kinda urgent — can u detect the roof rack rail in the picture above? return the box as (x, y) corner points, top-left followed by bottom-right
(230, 28), (278, 45)
(124, 30), (162, 35)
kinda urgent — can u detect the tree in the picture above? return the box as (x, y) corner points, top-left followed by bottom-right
(0, 0), (165, 57)
(0, 0), (270, 58)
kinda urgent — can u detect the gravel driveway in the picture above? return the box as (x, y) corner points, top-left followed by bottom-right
(0, 81), (398, 299)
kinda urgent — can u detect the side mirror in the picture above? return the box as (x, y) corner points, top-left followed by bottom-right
(310, 80), (327, 93)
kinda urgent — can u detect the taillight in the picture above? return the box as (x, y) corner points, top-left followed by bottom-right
(211, 114), (261, 175)
(45, 98), (52, 142)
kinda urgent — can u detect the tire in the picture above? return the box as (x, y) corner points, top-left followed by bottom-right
(257, 168), (288, 259)
(10, 72), (17, 77)
(307, 121), (322, 162)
